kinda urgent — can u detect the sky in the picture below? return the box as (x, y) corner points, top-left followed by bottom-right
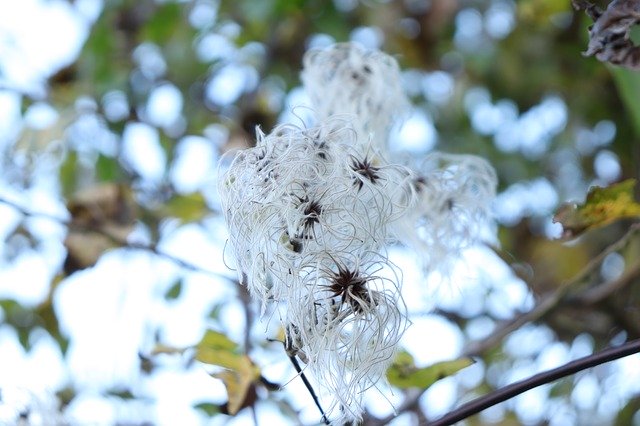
(0, 0), (638, 425)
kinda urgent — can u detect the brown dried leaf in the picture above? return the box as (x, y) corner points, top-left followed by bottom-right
(573, 0), (640, 69)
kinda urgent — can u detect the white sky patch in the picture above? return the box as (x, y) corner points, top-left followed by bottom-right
(102, 90), (130, 122)
(188, 0), (219, 30)
(121, 122), (166, 183)
(306, 33), (337, 50)
(422, 71), (455, 105)
(0, 90), (23, 147)
(205, 64), (258, 106)
(158, 223), (229, 276)
(494, 177), (559, 225)
(575, 120), (616, 155)
(0, 251), (55, 306)
(196, 33), (235, 62)
(485, 0), (516, 39)
(594, 150), (621, 183)
(133, 43), (167, 80)
(170, 135), (217, 193)
(504, 324), (555, 359)
(0, 327), (66, 393)
(495, 96), (568, 158)
(401, 315), (463, 366)
(350, 26), (384, 49)
(0, 0), (93, 92)
(54, 250), (174, 390)
(513, 384), (548, 424)
(571, 374), (600, 411)
(421, 377), (458, 420)
(67, 112), (119, 158)
(146, 84), (183, 128)
(389, 109), (437, 152)
(454, 8), (485, 51)
(142, 368), (219, 426)
(24, 102), (59, 130)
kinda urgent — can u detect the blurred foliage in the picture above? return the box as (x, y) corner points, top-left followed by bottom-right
(387, 350), (473, 389)
(2, 0), (640, 424)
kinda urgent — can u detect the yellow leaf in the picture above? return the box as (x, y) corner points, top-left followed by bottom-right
(554, 179), (640, 239)
(196, 348), (245, 370)
(197, 329), (238, 351)
(213, 355), (260, 415)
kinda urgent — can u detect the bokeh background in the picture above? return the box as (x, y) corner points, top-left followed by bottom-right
(1, 0), (640, 425)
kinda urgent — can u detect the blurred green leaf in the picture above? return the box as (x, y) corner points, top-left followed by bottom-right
(615, 396), (640, 426)
(164, 280), (183, 300)
(518, 0), (571, 25)
(194, 402), (220, 417)
(161, 192), (208, 223)
(142, 2), (182, 44)
(60, 151), (78, 196)
(610, 67), (640, 136)
(554, 179), (640, 239)
(387, 351), (474, 389)
(95, 154), (123, 183)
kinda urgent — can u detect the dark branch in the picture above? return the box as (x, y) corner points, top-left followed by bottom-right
(288, 354), (330, 425)
(429, 338), (640, 425)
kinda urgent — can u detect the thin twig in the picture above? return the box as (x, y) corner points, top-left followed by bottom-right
(428, 338), (640, 426)
(288, 354), (330, 425)
(571, 260), (640, 305)
(464, 224), (640, 356)
(0, 196), (225, 278)
(267, 338), (329, 425)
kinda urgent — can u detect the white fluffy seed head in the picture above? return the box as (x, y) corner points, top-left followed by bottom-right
(218, 119), (412, 311)
(394, 152), (498, 275)
(218, 42), (499, 425)
(302, 42), (409, 151)
(282, 251), (407, 424)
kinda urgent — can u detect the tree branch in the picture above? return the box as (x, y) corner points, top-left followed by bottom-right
(0, 196), (225, 278)
(429, 338), (640, 425)
(464, 223), (640, 356)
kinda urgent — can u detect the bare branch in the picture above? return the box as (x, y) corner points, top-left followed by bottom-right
(0, 196), (225, 278)
(429, 338), (640, 426)
(464, 223), (640, 356)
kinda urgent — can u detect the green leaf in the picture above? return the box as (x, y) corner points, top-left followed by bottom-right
(615, 396), (640, 426)
(387, 351), (474, 389)
(164, 280), (183, 300)
(60, 151), (78, 196)
(554, 179), (640, 239)
(162, 192), (208, 223)
(610, 67), (640, 136)
(95, 154), (122, 183)
(194, 402), (220, 417)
